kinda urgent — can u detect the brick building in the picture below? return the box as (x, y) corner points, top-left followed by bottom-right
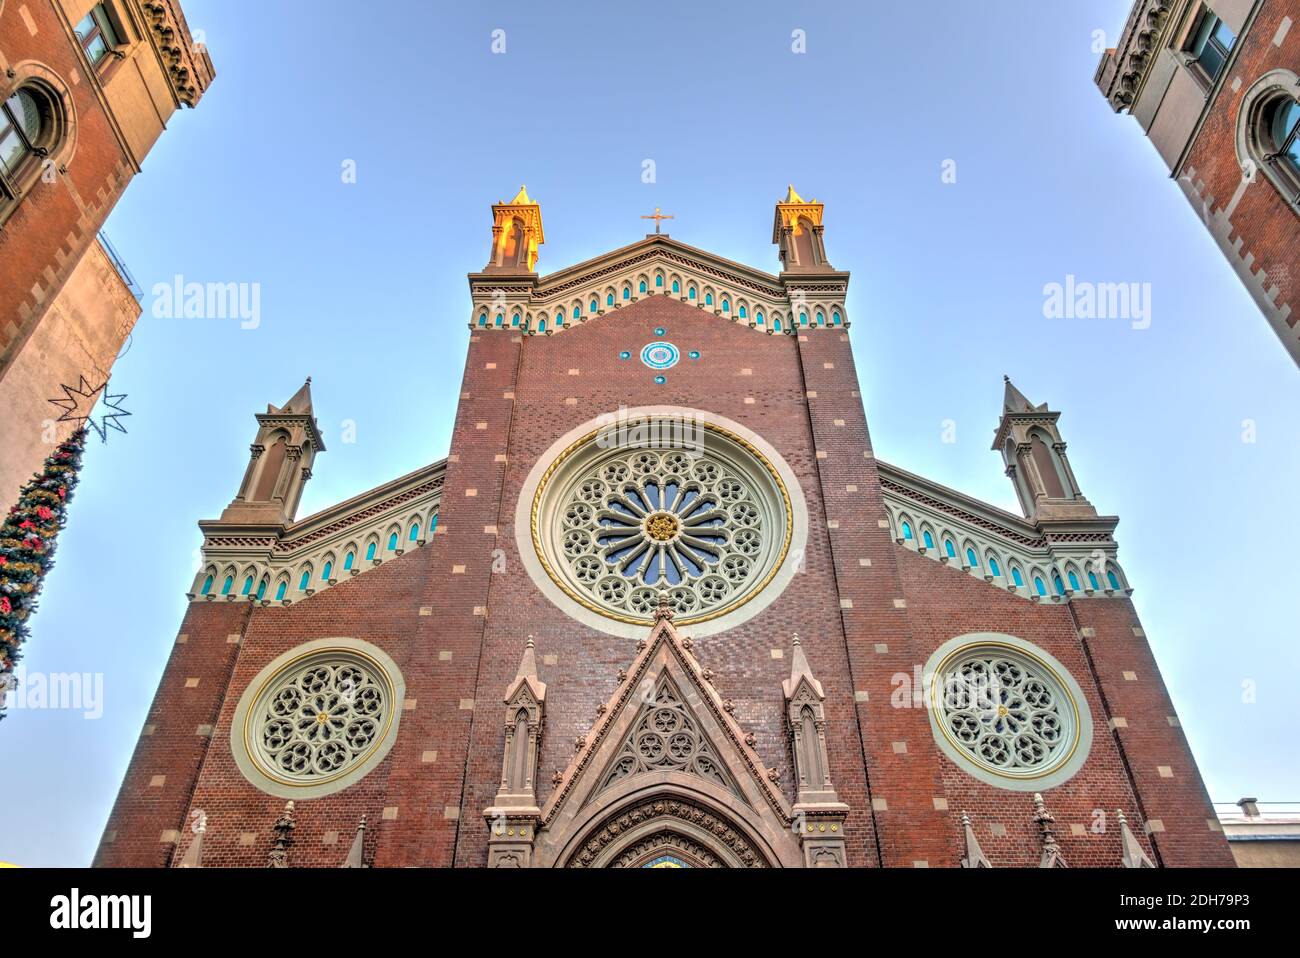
(95, 188), (1235, 868)
(0, 0), (213, 506)
(1096, 0), (1300, 366)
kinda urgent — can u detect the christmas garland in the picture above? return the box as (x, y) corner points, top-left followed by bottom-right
(0, 428), (85, 717)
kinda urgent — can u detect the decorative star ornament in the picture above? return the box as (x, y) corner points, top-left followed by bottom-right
(48, 375), (131, 442)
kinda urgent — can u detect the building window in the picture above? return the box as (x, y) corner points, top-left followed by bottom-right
(1088, 571), (1100, 591)
(1033, 576), (1046, 596)
(1011, 567), (1024, 587)
(256, 579), (267, 600)
(275, 581), (287, 601)
(409, 521), (420, 541)
(901, 521), (913, 540)
(639, 280), (647, 293)
(387, 532), (398, 551)
(922, 530), (934, 550)
(988, 557), (1001, 578)
(655, 274), (663, 287)
(343, 551), (355, 571)
(1186, 10), (1236, 85)
(1067, 571), (1080, 592)
(0, 90), (45, 189)
(221, 575), (233, 595)
(242, 576), (254, 595)
(671, 279), (679, 293)
(965, 547), (979, 568)
(74, 4), (122, 67)
(298, 570), (310, 591)
(322, 561), (333, 581)
(366, 542), (377, 561)
(1107, 569), (1121, 591)
(944, 539), (957, 559)
(200, 574), (214, 595)
(704, 292), (713, 306)
(1263, 96), (1300, 189)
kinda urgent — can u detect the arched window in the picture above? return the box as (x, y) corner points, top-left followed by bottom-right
(799, 312), (808, 326)
(688, 287), (696, 300)
(1033, 576), (1046, 596)
(256, 578), (267, 601)
(1, 87), (58, 204)
(922, 530), (934, 549)
(900, 520), (913, 541)
(220, 575), (233, 595)
(322, 561), (333, 581)
(623, 286), (631, 300)
(606, 292), (614, 306)
(738, 305), (747, 319)
(1029, 431), (1068, 499)
(639, 280), (647, 293)
(965, 547), (979, 568)
(430, 514), (439, 533)
(344, 551), (355, 571)
(671, 279), (680, 293)
(988, 557), (1001, 578)
(1261, 94), (1300, 189)
(815, 311), (825, 326)
(704, 292), (713, 306)
(755, 310), (765, 325)
(494, 313), (503, 327)
(1052, 573), (1065, 596)
(365, 542), (377, 561)
(944, 539), (956, 558)
(538, 317), (547, 333)
(572, 304), (581, 319)
(275, 581), (287, 601)
(772, 318), (781, 332)
(477, 312), (487, 327)
(1067, 570), (1080, 592)
(655, 274), (663, 287)
(589, 298), (597, 313)
(200, 574), (214, 595)
(511, 312), (520, 327)
(241, 575), (254, 595)
(1088, 570), (1100, 590)
(1011, 567), (1024, 587)
(1107, 569), (1121, 591)
(299, 570), (311, 591)
(832, 310), (842, 325)
(721, 298), (730, 313)
(387, 532), (398, 551)
(409, 521), (420, 542)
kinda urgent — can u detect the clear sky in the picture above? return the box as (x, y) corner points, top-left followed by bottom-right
(1, 0), (1296, 867)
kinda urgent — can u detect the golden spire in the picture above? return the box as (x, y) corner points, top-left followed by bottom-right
(784, 183), (805, 203)
(509, 184), (533, 205)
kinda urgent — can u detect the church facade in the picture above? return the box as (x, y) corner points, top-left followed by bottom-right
(95, 188), (1235, 868)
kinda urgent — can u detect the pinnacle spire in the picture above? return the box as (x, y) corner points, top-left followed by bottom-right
(959, 812), (993, 868)
(279, 377), (315, 415)
(1001, 375), (1038, 414)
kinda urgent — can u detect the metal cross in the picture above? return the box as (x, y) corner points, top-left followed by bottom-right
(641, 207), (674, 234)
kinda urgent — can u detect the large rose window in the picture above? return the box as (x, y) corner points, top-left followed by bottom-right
(533, 422), (792, 626)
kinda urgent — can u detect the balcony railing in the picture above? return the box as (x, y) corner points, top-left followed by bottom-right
(97, 231), (143, 302)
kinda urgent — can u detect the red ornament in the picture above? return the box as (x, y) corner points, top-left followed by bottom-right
(36, 507), (54, 521)
(58, 487), (67, 500)
(0, 598), (10, 615)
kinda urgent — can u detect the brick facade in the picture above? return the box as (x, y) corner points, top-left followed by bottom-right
(96, 250), (1233, 868)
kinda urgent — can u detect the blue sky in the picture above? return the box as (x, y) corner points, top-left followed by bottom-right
(1, 0), (1296, 866)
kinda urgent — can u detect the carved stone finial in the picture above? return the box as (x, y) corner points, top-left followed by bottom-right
(654, 590), (674, 621)
(617, 667), (628, 682)
(552, 769), (563, 786)
(723, 699), (736, 714)
(960, 811), (993, 868)
(574, 736), (586, 752)
(341, 815), (367, 868)
(1116, 809), (1156, 868)
(268, 800), (296, 868)
(1033, 793), (1068, 868)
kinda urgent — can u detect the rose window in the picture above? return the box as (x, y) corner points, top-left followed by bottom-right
(251, 655), (391, 784)
(534, 422), (791, 625)
(936, 649), (1078, 777)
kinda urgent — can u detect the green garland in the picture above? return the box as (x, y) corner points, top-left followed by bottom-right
(0, 428), (86, 717)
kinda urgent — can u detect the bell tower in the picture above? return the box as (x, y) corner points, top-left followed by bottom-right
(992, 377), (1094, 522)
(484, 185), (545, 274)
(772, 184), (834, 273)
(219, 378), (326, 526)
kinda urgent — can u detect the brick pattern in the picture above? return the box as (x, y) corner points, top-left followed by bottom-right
(98, 296), (1233, 867)
(1182, 3), (1298, 335)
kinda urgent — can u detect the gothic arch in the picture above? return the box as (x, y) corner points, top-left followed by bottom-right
(542, 775), (795, 868)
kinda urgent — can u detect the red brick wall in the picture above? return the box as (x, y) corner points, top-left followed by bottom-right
(1182, 1), (1299, 333)
(94, 600), (249, 867)
(97, 295), (1234, 867)
(0, 1), (133, 371)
